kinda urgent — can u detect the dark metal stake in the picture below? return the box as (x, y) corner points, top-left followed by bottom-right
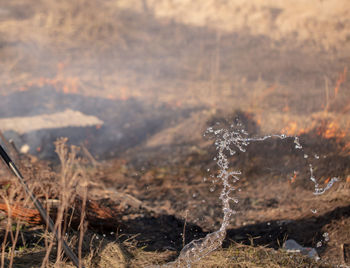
(0, 144), (84, 268)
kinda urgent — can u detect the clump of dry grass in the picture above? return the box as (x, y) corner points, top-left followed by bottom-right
(0, 138), (89, 267)
(191, 244), (328, 268)
(0, 181), (28, 268)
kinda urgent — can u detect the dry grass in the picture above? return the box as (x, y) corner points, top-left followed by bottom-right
(191, 244), (327, 268)
(0, 138), (87, 267)
(4, 0), (348, 50)
(116, 0), (350, 50)
(0, 0), (120, 46)
(0, 242), (329, 267)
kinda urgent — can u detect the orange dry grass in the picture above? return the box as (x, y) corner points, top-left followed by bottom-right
(0, 203), (41, 224)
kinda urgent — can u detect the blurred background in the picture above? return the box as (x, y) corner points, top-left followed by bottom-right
(1, 0), (349, 159)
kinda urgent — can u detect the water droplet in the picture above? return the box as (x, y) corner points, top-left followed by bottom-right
(280, 134), (286, 138)
(207, 168), (210, 172)
(304, 154), (308, 159)
(311, 209), (317, 214)
(316, 241), (322, 247)
(314, 154), (319, 159)
(323, 232), (329, 241)
(267, 222), (271, 226)
(203, 177), (207, 182)
(209, 187), (215, 192)
(192, 193), (198, 198)
(294, 137), (302, 149)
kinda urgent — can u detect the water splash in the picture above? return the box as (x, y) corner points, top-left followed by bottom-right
(309, 164), (339, 195)
(163, 123), (249, 267)
(162, 123), (339, 267)
(163, 123), (290, 267)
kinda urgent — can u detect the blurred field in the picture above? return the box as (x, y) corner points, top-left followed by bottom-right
(1, 0), (349, 131)
(0, 0), (350, 267)
(118, 0), (350, 49)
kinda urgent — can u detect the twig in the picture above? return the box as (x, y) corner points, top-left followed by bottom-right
(9, 140), (20, 159)
(0, 132), (16, 163)
(80, 143), (100, 167)
(78, 179), (88, 268)
(182, 210), (188, 248)
(324, 75), (329, 113)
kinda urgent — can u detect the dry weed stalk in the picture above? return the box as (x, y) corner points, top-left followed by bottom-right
(41, 138), (84, 267)
(0, 178), (31, 268)
(78, 179), (88, 268)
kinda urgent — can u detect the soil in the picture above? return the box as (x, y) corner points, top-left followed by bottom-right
(0, 0), (350, 266)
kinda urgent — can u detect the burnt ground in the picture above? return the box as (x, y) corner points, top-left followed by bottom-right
(31, 109), (342, 265)
(97, 113), (350, 265)
(0, 0), (350, 266)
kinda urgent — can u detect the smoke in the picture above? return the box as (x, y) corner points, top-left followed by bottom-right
(0, 87), (198, 160)
(0, 0), (348, 160)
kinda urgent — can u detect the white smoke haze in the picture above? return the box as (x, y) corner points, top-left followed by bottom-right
(0, 109), (103, 134)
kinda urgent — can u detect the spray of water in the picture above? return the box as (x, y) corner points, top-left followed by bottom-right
(309, 164), (338, 195)
(161, 122), (339, 267)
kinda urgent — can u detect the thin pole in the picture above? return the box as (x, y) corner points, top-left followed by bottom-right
(0, 144), (84, 268)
